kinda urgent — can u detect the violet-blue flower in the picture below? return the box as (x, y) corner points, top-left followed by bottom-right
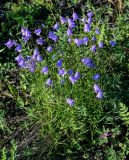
(41, 66), (48, 74)
(91, 45), (96, 52)
(47, 46), (53, 52)
(94, 84), (101, 94)
(46, 78), (53, 86)
(83, 37), (89, 45)
(56, 59), (63, 68)
(93, 73), (100, 81)
(72, 12), (79, 21)
(66, 98), (75, 106)
(48, 31), (58, 42)
(87, 17), (92, 25)
(99, 41), (104, 48)
(34, 28), (41, 36)
(95, 28), (100, 34)
(69, 75), (76, 84)
(81, 58), (95, 68)
(36, 38), (45, 46)
(67, 28), (73, 36)
(36, 54), (43, 62)
(74, 38), (83, 47)
(32, 48), (39, 60)
(15, 44), (22, 52)
(5, 39), (16, 48)
(68, 18), (76, 29)
(60, 16), (67, 24)
(67, 69), (74, 75)
(58, 68), (66, 77)
(109, 40), (116, 47)
(15, 54), (24, 63)
(21, 28), (31, 42)
(53, 23), (59, 30)
(87, 11), (93, 17)
(74, 71), (80, 80)
(96, 90), (103, 99)
(84, 24), (90, 32)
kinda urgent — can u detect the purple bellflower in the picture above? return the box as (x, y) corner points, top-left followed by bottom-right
(93, 73), (100, 81)
(72, 12), (79, 21)
(56, 59), (63, 68)
(74, 38), (83, 47)
(83, 37), (89, 45)
(87, 17), (92, 25)
(84, 24), (90, 32)
(48, 31), (58, 42)
(58, 68), (66, 77)
(68, 18), (76, 29)
(67, 28), (73, 36)
(34, 28), (41, 36)
(67, 69), (74, 75)
(21, 28), (31, 42)
(46, 78), (53, 86)
(41, 66), (48, 74)
(81, 58), (95, 68)
(5, 39), (16, 48)
(32, 48), (39, 60)
(53, 23), (59, 30)
(36, 38), (45, 46)
(91, 45), (96, 52)
(99, 41), (104, 48)
(66, 98), (75, 106)
(47, 46), (53, 52)
(95, 28), (100, 34)
(60, 16), (67, 24)
(109, 40), (116, 47)
(87, 11), (93, 17)
(15, 44), (22, 52)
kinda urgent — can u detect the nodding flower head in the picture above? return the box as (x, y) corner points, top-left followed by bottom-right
(99, 41), (104, 48)
(36, 38), (45, 46)
(21, 28), (31, 42)
(74, 38), (83, 47)
(93, 73), (100, 81)
(72, 12), (79, 21)
(95, 28), (100, 34)
(48, 31), (58, 42)
(67, 28), (73, 36)
(109, 40), (116, 47)
(91, 45), (96, 52)
(15, 44), (22, 52)
(5, 39), (16, 48)
(87, 11), (93, 17)
(47, 46), (53, 52)
(41, 66), (48, 74)
(84, 24), (90, 32)
(87, 17), (92, 25)
(46, 78), (53, 86)
(60, 16), (67, 24)
(34, 28), (42, 36)
(67, 69), (74, 75)
(66, 98), (75, 106)
(53, 23), (59, 30)
(81, 58), (96, 68)
(83, 37), (89, 45)
(58, 68), (66, 77)
(56, 59), (63, 68)
(68, 18), (76, 29)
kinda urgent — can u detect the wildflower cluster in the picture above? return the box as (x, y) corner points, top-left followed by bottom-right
(5, 11), (117, 106)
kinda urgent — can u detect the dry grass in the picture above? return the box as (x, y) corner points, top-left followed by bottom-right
(107, 0), (124, 12)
